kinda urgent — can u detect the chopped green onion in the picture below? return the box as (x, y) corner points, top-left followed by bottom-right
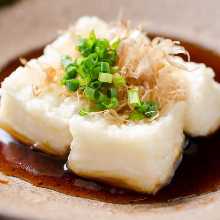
(88, 53), (99, 65)
(136, 101), (159, 119)
(96, 93), (109, 110)
(96, 96), (118, 110)
(100, 62), (110, 73)
(92, 66), (101, 80)
(79, 77), (90, 87)
(88, 30), (96, 44)
(107, 88), (117, 98)
(98, 73), (113, 83)
(105, 50), (117, 65)
(61, 72), (73, 85)
(60, 78), (67, 86)
(111, 66), (119, 74)
(144, 102), (158, 118)
(65, 79), (79, 92)
(61, 31), (122, 113)
(61, 55), (73, 68)
(82, 53), (98, 74)
(129, 111), (145, 121)
(77, 31), (97, 57)
(84, 87), (97, 101)
(77, 64), (85, 78)
(113, 73), (126, 88)
(65, 64), (77, 78)
(76, 57), (85, 66)
(107, 97), (119, 109)
(95, 39), (109, 58)
(79, 108), (89, 116)
(97, 92), (108, 102)
(90, 81), (102, 89)
(128, 88), (141, 107)
(77, 39), (91, 57)
(111, 38), (121, 50)
(96, 39), (109, 49)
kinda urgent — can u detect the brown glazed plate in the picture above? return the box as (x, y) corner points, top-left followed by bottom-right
(1, 1), (220, 220)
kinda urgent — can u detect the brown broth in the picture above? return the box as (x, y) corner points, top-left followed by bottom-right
(0, 37), (220, 205)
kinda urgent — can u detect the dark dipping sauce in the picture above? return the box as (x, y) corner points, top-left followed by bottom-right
(0, 35), (220, 205)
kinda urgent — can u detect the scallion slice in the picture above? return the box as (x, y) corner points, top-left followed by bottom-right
(79, 108), (89, 116)
(84, 87), (97, 101)
(61, 55), (73, 68)
(98, 73), (113, 83)
(65, 64), (77, 78)
(107, 87), (117, 98)
(129, 111), (145, 121)
(100, 62), (110, 73)
(113, 73), (126, 88)
(65, 79), (79, 92)
(128, 88), (141, 107)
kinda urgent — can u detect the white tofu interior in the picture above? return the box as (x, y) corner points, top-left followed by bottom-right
(0, 17), (111, 155)
(0, 60), (77, 155)
(68, 102), (185, 193)
(181, 62), (220, 136)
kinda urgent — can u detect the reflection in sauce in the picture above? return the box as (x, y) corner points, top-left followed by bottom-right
(0, 37), (220, 204)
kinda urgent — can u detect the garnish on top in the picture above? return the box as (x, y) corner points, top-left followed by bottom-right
(60, 31), (159, 122)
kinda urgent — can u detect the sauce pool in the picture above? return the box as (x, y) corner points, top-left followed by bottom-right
(0, 36), (220, 204)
